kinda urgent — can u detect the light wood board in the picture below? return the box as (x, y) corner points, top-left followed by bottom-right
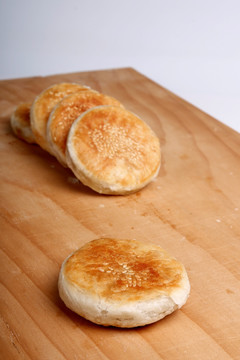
(0, 68), (240, 359)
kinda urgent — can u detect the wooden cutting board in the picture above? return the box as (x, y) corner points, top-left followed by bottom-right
(0, 68), (240, 360)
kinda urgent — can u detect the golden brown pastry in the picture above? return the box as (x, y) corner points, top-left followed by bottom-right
(58, 238), (190, 327)
(47, 90), (123, 166)
(66, 105), (161, 194)
(10, 103), (35, 143)
(30, 82), (89, 154)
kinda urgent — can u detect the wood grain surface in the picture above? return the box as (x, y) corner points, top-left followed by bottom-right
(0, 68), (240, 360)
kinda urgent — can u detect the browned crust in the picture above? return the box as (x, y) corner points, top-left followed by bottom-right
(47, 90), (123, 165)
(64, 238), (184, 302)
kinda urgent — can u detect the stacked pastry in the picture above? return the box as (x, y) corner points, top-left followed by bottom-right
(11, 82), (161, 195)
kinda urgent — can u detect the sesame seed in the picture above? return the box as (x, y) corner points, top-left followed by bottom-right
(87, 122), (144, 164)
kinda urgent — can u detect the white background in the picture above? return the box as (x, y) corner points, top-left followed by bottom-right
(1, 0), (239, 133)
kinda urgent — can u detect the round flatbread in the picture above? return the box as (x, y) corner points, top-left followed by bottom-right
(66, 105), (161, 194)
(30, 82), (89, 153)
(47, 90), (123, 166)
(11, 103), (35, 143)
(58, 238), (190, 327)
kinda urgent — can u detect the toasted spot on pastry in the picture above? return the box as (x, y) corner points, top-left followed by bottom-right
(10, 103), (35, 143)
(66, 105), (161, 194)
(58, 238), (190, 327)
(47, 90), (123, 166)
(30, 82), (90, 154)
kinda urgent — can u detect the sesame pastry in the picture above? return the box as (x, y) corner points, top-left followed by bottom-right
(58, 238), (190, 327)
(10, 103), (35, 144)
(66, 105), (161, 195)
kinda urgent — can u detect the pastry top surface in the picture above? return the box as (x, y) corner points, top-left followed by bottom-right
(63, 238), (185, 303)
(66, 105), (161, 194)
